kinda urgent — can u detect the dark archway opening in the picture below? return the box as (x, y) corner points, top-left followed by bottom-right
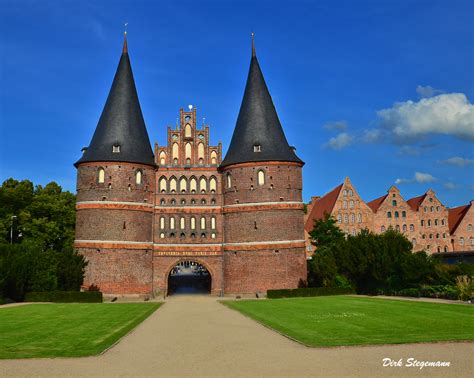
(167, 260), (211, 295)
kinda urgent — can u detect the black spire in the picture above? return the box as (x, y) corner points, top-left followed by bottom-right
(75, 33), (155, 167)
(220, 34), (303, 168)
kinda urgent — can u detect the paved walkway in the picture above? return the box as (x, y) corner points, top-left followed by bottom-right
(1, 296), (473, 377)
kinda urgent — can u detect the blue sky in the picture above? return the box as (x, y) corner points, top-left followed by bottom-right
(1, 0), (473, 207)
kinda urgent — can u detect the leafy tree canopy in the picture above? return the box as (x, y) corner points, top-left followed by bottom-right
(307, 216), (467, 294)
(0, 178), (85, 301)
(0, 179), (76, 250)
(308, 213), (345, 248)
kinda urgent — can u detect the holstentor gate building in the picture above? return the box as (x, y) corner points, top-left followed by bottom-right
(74, 34), (306, 296)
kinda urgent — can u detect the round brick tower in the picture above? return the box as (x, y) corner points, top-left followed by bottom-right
(220, 35), (307, 294)
(74, 34), (156, 296)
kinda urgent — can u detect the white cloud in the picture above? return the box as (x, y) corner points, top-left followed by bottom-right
(395, 172), (437, 185)
(397, 146), (421, 156)
(323, 121), (348, 131)
(362, 129), (382, 143)
(377, 93), (474, 142)
(395, 178), (409, 184)
(416, 85), (443, 98)
(326, 132), (353, 150)
(440, 157), (474, 167)
(414, 172), (437, 183)
(443, 182), (457, 190)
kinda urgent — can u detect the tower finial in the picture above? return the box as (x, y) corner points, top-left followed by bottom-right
(251, 31), (256, 57)
(122, 23), (128, 54)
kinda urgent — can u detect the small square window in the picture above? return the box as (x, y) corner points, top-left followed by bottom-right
(254, 144), (261, 152)
(112, 145), (121, 153)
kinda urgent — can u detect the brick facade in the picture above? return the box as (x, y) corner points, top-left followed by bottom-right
(304, 177), (373, 255)
(449, 201), (474, 251)
(369, 186), (420, 249)
(75, 108), (306, 296)
(305, 179), (472, 255)
(406, 189), (451, 253)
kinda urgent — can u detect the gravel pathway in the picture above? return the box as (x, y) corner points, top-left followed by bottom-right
(1, 295), (472, 377)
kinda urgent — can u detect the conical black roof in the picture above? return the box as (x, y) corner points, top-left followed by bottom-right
(220, 37), (303, 168)
(75, 35), (155, 167)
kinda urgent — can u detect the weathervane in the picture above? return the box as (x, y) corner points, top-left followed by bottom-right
(124, 22), (128, 35)
(251, 31), (256, 56)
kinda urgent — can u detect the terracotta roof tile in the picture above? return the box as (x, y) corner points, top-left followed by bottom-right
(448, 204), (470, 235)
(304, 184), (343, 232)
(407, 194), (427, 211)
(367, 194), (388, 213)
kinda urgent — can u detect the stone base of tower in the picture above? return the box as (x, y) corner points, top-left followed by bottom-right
(223, 247), (307, 294)
(79, 248), (153, 296)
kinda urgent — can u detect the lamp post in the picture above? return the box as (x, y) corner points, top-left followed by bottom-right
(10, 215), (17, 244)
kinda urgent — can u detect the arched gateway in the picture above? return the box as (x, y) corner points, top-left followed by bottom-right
(167, 260), (211, 295)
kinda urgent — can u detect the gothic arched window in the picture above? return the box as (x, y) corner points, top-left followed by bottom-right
(210, 177), (217, 193)
(172, 143), (179, 163)
(210, 150), (217, 165)
(198, 143), (205, 161)
(184, 124), (192, 138)
(169, 177), (177, 193)
(159, 151), (166, 165)
(185, 143), (192, 161)
(135, 170), (142, 185)
(180, 177), (187, 193)
(200, 177), (207, 193)
(97, 168), (105, 184)
(159, 177), (167, 193)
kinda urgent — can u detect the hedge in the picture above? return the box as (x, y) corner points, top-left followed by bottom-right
(388, 285), (461, 300)
(267, 287), (355, 299)
(24, 291), (103, 303)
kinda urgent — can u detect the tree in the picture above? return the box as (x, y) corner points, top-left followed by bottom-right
(307, 222), (441, 293)
(0, 179), (76, 249)
(0, 178), (85, 301)
(308, 213), (345, 248)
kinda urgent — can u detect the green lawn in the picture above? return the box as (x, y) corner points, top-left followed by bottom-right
(222, 296), (474, 347)
(0, 303), (161, 359)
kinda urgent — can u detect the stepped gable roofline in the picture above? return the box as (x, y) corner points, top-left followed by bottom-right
(407, 193), (427, 211)
(75, 33), (155, 168)
(220, 34), (303, 168)
(367, 194), (388, 213)
(304, 183), (343, 232)
(448, 203), (471, 234)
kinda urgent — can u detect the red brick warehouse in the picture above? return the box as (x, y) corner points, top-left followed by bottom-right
(74, 33), (307, 297)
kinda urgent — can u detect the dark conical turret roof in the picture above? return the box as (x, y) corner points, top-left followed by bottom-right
(75, 34), (155, 167)
(220, 35), (303, 168)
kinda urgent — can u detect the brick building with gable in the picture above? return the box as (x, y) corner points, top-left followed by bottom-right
(448, 201), (474, 251)
(304, 177), (373, 255)
(305, 181), (473, 255)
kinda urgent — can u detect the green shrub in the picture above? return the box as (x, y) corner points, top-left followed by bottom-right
(334, 274), (353, 289)
(0, 242), (86, 301)
(394, 285), (459, 300)
(396, 288), (421, 297)
(456, 276), (473, 301)
(267, 287), (355, 299)
(24, 291), (102, 303)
